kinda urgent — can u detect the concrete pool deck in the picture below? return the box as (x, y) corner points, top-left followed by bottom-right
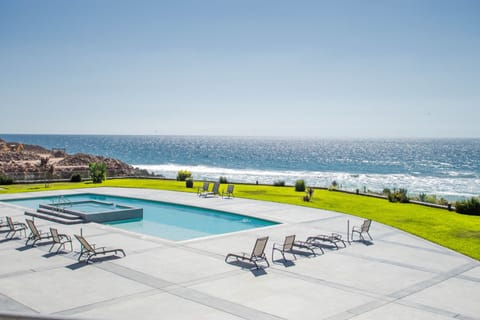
(0, 187), (479, 320)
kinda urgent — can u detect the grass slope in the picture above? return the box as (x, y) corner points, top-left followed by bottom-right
(1, 178), (479, 260)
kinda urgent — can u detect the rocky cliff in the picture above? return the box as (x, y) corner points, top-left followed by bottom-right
(0, 138), (151, 181)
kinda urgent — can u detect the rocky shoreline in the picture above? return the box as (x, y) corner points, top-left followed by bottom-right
(0, 138), (152, 182)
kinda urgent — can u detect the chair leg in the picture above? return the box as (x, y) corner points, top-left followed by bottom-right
(262, 254), (270, 267)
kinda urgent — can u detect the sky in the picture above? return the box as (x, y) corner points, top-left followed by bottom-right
(1, 0), (479, 138)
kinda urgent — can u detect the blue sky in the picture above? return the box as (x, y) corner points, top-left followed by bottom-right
(1, 0), (479, 137)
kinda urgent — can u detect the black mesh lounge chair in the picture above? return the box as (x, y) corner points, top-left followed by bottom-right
(49, 227), (72, 253)
(74, 234), (126, 263)
(197, 181), (210, 197)
(5, 216), (27, 239)
(225, 236), (270, 269)
(272, 235), (323, 261)
(201, 181), (220, 198)
(351, 219), (373, 241)
(307, 233), (346, 249)
(25, 219), (52, 246)
(222, 184), (235, 199)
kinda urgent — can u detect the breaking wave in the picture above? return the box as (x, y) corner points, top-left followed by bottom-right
(136, 163), (480, 201)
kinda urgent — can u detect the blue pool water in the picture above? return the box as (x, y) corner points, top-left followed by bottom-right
(49, 201), (131, 214)
(2, 194), (277, 241)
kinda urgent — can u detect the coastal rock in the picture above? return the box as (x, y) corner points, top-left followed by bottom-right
(0, 139), (153, 182)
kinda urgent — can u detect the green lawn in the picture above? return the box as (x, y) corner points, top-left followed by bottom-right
(1, 178), (479, 260)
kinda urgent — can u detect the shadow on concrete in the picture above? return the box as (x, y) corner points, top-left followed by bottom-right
(65, 262), (89, 270)
(310, 242), (339, 251)
(359, 240), (374, 246)
(226, 260), (269, 276)
(0, 238), (15, 244)
(272, 258), (296, 267)
(65, 255), (123, 270)
(42, 251), (71, 258)
(15, 245), (32, 251)
(250, 268), (268, 277)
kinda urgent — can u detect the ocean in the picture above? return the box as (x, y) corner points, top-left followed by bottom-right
(1, 134), (479, 200)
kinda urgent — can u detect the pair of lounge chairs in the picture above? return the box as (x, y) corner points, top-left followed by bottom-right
(198, 182), (235, 198)
(25, 218), (73, 253)
(225, 234), (321, 269)
(307, 219), (372, 247)
(198, 182), (220, 198)
(25, 219), (125, 262)
(272, 234), (323, 261)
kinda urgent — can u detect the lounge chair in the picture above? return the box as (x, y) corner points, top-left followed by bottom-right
(74, 234), (126, 263)
(351, 219), (373, 241)
(307, 233), (346, 249)
(49, 227), (72, 253)
(200, 181), (220, 198)
(197, 181), (210, 197)
(225, 236), (270, 269)
(25, 219), (52, 246)
(4, 216), (27, 239)
(222, 184), (234, 199)
(0, 217), (10, 231)
(272, 235), (323, 261)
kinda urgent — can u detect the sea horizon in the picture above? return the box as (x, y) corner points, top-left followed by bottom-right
(1, 134), (479, 201)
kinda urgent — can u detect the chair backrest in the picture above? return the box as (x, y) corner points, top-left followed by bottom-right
(362, 219), (372, 232)
(226, 184), (234, 193)
(283, 235), (296, 251)
(251, 236), (269, 257)
(202, 181), (210, 191)
(50, 228), (60, 243)
(212, 182), (220, 193)
(25, 219), (40, 237)
(6, 216), (14, 229)
(74, 234), (95, 252)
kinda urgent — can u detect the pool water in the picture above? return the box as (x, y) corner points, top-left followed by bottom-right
(49, 201), (131, 214)
(3, 194), (278, 241)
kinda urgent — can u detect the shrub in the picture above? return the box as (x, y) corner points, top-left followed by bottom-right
(306, 187), (314, 199)
(0, 175), (13, 185)
(295, 179), (306, 192)
(185, 177), (194, 188)
(70, 173), (82, 182)
(329, 180), (338, 190)
(456, 197), (480, 215)
(89, 162), (107, 183)
(424, 194), (438, 204)
(418, 193), (427, 202)
(176, 170), (192, 181)
(438, 197), (449, 206)
(273, 180), (285, 186)
(386, 188), (409, 203)
(219, 176), (228, 183)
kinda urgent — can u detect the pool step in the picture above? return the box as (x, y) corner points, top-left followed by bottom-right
(25, 209), (85, 225)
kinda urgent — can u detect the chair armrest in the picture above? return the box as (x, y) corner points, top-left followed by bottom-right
(59, 234), (71, 241)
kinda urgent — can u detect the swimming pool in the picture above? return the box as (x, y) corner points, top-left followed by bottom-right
(3, 194), (278, 241)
